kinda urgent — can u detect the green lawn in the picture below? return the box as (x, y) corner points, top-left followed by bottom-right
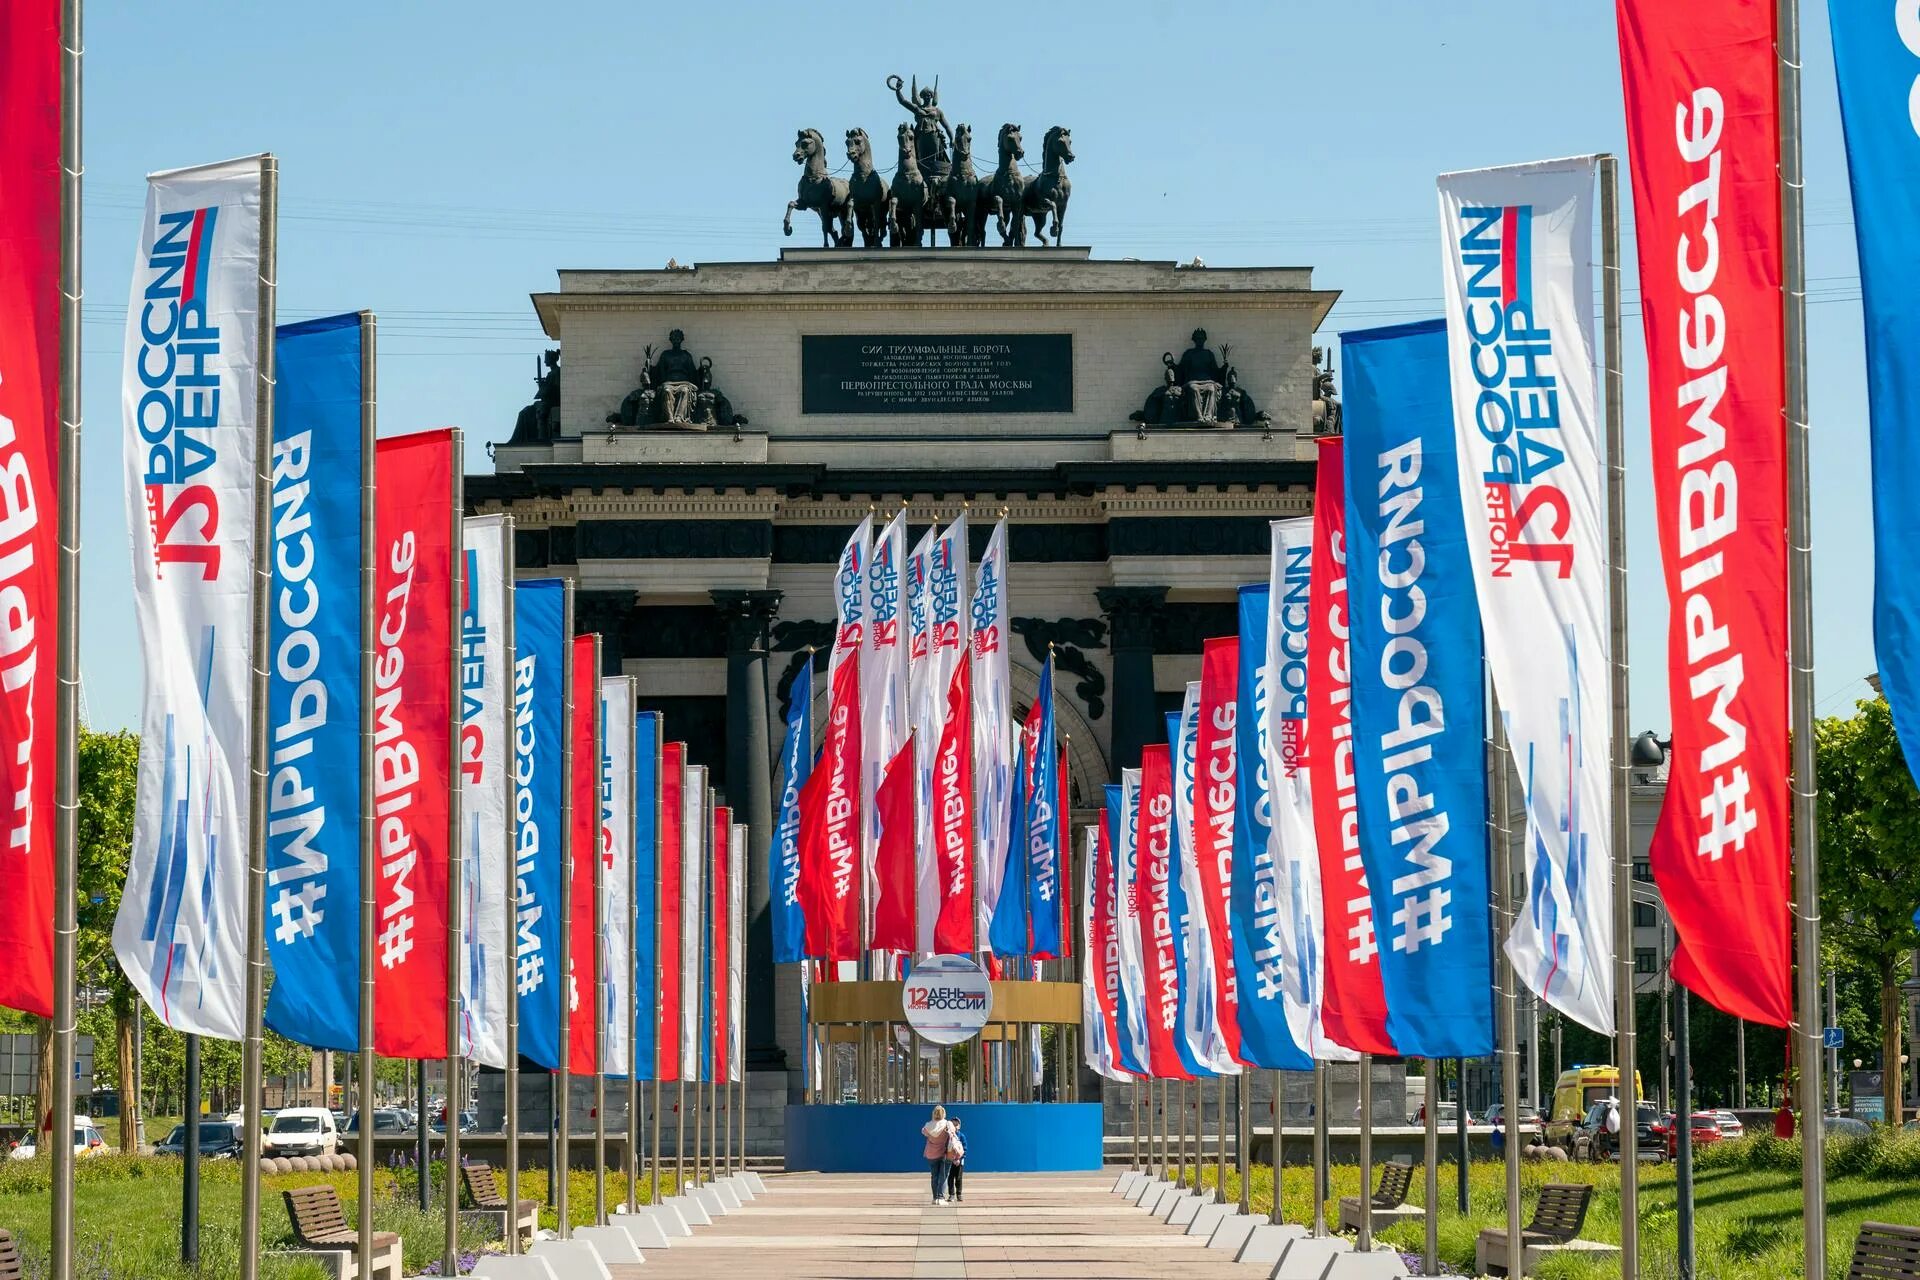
(0, 1154), (681, 1278)
(1177, 1132), (1920, 1279)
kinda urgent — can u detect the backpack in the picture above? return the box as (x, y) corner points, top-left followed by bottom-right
(947, 1130), (965, 1163)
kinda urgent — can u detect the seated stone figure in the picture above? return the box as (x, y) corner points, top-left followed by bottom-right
(1130, 329), (1267, 427)
(606, 329), (749, 431)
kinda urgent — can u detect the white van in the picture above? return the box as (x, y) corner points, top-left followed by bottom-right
(263, 1106), (338, 1157)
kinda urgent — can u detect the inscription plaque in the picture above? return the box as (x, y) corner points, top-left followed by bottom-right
(801, 333), (1073, 414)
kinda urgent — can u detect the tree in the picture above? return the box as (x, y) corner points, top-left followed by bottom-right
(74, 729), (140, 1149)
(1815, 695), (1920, 1125)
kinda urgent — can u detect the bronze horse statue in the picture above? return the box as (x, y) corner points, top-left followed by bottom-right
(942, 123), (986, 247)
(888, 121), (930, 247)
(844, 129), (890, 249)
(1022, 126), (1073, 246)
(784, 128), (851, 247)
(986, 123), (1029, 247)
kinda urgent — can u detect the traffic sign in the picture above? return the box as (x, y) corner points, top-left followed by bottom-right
(1823, 1026), (1844, 1050)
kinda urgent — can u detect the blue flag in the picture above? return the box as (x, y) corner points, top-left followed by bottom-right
(1231, 585), (1313, 1069)
(1340, 319), (1493, 1058)
(1026, 657), (1062, 958)
(989, 741), (1032, 957)
(1832, 9), (1920, 915)
(1165, 710), (1212, 1078)
(633, 712), (659, 1080)
(263, 314), (364, 1053)
(513, 580), (568, 1069)
(772, 662), (811, 963)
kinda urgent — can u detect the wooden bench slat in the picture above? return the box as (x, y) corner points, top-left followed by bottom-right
(0, 1227), (21, 1280)
(1848, 1221), (1920, 1280)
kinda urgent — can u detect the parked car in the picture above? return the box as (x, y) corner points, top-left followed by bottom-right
(1712, 1109), (1745, 1139)
(9, 1117), (108, 1161)
(1482, 1102), (1545, 1146)
(155, 1120), (244, 1160)
(428, 1109), (477, 1134)
(1651, 1111), (1724, 1160)
(345, 1108), (411, 1135)
(1414, 1101), (1469, 1126)
(1825, 1116), (1873, 1139)
(1546, 1065), (1643, 1148)
(264, 1106), (338, 1157)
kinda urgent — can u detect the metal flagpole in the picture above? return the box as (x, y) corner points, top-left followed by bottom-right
(1267, 1070), (1281, 1225)
(556, 590), (575, 1236)
(1311, 1062), (1327, 1235)
(1424, 1058), (1439, 1277)
(625, 691), (641, 1211)
(356, 313), (379, 1276)
(239, 153), (279, 1280)
(593, 670), (608, 1227)
(1779, 2), (1826, 1271)
(182, 1038), (200, 1263)
(50, 5), (82, 1274)
(1213, 1076), (1226, 1203)
(651, 721), (665, 1206)
(676, 1077), (686, 1192)
(500, 517), (521, 1252)
(1130, 1080), (1140, 1170)
(1236, 1073), (1249, 1214)
(1599, 151), (1639, 1279)
(1492, 695), (1523, 1277)
(1357, 1053), (1373, 1252)
(443, 431), (466, 1279)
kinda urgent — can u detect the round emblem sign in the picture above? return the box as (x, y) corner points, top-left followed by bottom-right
(901, 954), (993, 1046)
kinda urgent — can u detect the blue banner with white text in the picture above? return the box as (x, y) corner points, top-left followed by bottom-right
(514, 580), (568, 1069)
(1231, 585), (1313, 1069)
(990, 736), (1032, 957)
(1340, 319), (1493, 1057)
(1026, 658), (1062, 958)
(1832, 8), (1920, 872)
(772, 663), (811, 963)
(263, 314), (364, 1052)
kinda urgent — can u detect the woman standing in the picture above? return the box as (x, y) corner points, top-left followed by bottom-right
(921, 1105), (957, 1204)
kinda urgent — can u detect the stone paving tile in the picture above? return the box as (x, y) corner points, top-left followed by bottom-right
(608, 1172), (1278, 1279)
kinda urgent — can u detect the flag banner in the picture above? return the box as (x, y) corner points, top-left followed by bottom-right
(907, 527), (936, 950)
(260, 315), (364, 1052)
(369, 429), (457, 1060)
(1169, 700), (1227, 1075)
(1309, 437), (1396, 1056)
(1110, 776), (1151, 1075)
(1234, 586), (1317, 1070)
(565, 635), (599, 1075)
(1085, 820), (1129, 1080)
(799, 653), (862, 961)
(0, 0), (58, 1018)
(1341, 319), (1494, 1058)
(657, 742), (685, 1081)
(116, 156), (267, 1040)
(1832, 11), (1920, 803)
(728, 822), (746, 1084)
(1618, 0), (1790, 1025)
(634, 711), (660, 1080)
(990, 695), (1040, 958)
(773, 660), (812, 963)
(454, 515), (510, 1069)
(599, 676), (634, 1077)
(1439, 158), (1614, 1034)
(866, 513), (909, 945)
(1057, 742), (1072, 958)
(709, 803), (730, 1084)
(1193, 638), (1242, 1063)
(922, 517), (968, 951)
(932, 650), (975, 953)
(1137, 744), (1192, 1080)
(679, 765), (706, 1080)
(829, 516), (871, 938)
(1026, 659), (1063, 958)
(1265, 523), (1353, 1062)
(972, 520), (1012, 940)
(512, 580), (567, 1069)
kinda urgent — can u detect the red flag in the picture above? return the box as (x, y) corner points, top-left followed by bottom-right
(1195, 636), (1242, 1062)
(712, 805), (730, 1083)
(1309, 437), (1395, 1055)
(1617, 0), (1791, 1027)
(372, 430), (457, 1059)
(800, 651), (862, 961)
(1057, 743), (1072, 960)
(1137, 744), (1192, 1079)
(870, 740), (917, 951)
(1091, 813), (1123, 1060)
(0, 0), (59, 1018)
(567, 634), (599, 1075)
(656, 743), (684, 1081)
(932, 651), (975, 953)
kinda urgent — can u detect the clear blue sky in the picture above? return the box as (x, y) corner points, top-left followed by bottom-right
(76, 0), (1876, 735)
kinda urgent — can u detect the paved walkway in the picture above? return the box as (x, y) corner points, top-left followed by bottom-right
(612, 1172), (1271, 1279)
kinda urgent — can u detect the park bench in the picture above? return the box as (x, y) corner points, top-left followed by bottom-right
(0, 1227), (22, 1280)
(1849, 1220), (1920, 1278)
(460, 1161), (538, 1244)
(1336, 1158), (1420, 1233)
(281, 1185), (402, 1280)
(1475, 1182), (1616, 1276)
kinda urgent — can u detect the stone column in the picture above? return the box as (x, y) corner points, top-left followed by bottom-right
(1097, 585), (1167, 778)
(711, 588), (785, 1069)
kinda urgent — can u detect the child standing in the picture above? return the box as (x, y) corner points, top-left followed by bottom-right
(947, 1117), (967, 1202)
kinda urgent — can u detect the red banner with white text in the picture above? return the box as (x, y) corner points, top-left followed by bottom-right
(1091, 813), (1123, 1060)
(932, 651), (975, 953)
(1617, 0), (1791, 1026)
(1195, 637), (1242, 1062)
(712, 805), (731, 1083)
(372, 430), (456, 1059)
(567, 634), (599, 1074)
(1308, 437), (1396, 1055)
(0, 0), (59, 1018)
(800, 652), (862, 962)
(1137, 744), (1191, 1080)
(657, 743), (684, 1081)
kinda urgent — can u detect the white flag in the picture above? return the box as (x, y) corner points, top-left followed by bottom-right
(1081, 824), (1128, 1081)
(906, 526), (937, 952)
(115, 157), (269, 1040)
(1173, 682), (1236, 1074)
(829, 516), (870, 971)
(971, 520), (1011, 940)
(1438, 158), (1613, 1033)
(680, 765), (706, 1080)
(864, 512), (909, 941)
(600, 676), (634, 1077)
(920, 516), (969, 952)
(459, 516), (512, 1068)
(1266, 518), (1355, 1062)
